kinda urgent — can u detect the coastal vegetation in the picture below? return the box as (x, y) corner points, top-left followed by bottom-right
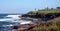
(27, 7), (60, 15)
(21, 7), (60, 31)
(22, 7), (60, 21)
(30, 17), (60, 31)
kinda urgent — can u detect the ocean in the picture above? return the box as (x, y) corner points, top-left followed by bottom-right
(0, 21), (15, 31)
(0, 14), (18, 31)
(0, 14), (32, 31)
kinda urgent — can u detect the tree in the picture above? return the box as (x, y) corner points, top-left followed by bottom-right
(56, 7), (60, 9)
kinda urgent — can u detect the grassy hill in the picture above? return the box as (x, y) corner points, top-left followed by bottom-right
(31, 17), (60, 31)
(26, 7), (60, 31)
(27, 7), (60, 15)
(19, 7), (60, 31)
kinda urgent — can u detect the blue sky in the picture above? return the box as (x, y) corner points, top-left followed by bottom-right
(0, 0), (60, 14)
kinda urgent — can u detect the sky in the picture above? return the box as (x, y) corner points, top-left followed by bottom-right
(0, 0), (60, 14)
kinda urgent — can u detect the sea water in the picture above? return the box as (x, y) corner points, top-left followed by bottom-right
(0, 21), (15, 31)
(0, 14), (21, 31)
(0, 14), (32, 31)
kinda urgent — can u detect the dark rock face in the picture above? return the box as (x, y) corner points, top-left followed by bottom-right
(13, 26), (19, 29)
(21, 13), (60, 21)
(43, 13), (60, 21)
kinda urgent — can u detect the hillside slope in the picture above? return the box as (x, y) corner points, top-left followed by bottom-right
(31, 17), (60, 31)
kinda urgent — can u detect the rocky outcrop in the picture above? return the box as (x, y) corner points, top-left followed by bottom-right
(12, 21), (41, 31)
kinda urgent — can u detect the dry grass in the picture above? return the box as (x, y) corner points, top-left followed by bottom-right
(31, 17), (60, 31)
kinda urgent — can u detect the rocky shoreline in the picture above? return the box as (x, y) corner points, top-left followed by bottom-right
(11, 13), (60, 31)
(12, 21), (41, 31)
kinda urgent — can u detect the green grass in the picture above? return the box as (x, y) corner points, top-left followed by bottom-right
(27, 9), (60, 15)
(30, 17), (60, 31)
(37, 9), (60, 13)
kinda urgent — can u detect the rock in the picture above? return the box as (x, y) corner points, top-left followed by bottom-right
(12, 21), (41, 31)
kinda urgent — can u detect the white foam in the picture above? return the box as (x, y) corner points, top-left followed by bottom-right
(0, 19), (12, 21)
(0, 14), (33, 25)
(2, 24), (13, 27)
(18, 20), (33, 24)
(6, 15), (21, 20)
(0, 15), (21, 21)
(20, 21), (32, 24)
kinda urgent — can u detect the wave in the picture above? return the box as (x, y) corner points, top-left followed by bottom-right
(2, 21), (32, 28)
(0, 19), (12, 21)
(0, 14), (21, 19)
(0, 14), (32, 25)
(0, 18), (32, 24)
(0, 19), (20, 23)
(0, 14), (21, 21)
(6, 15), (21, 19)
(20, 21), (32, 24)
(2, 24), (13, 27)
